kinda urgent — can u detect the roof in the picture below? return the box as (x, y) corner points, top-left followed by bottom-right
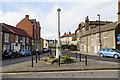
(1, 23), (13, 33)
(29, 19), (35, 24)
(72, 37), (77, 41)
(60, 33), (75, 38)
(81, 22), (118, 37)
(2, 23), (32, 38)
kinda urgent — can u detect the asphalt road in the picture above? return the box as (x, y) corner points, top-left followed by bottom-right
(2, 52), (51, 66)
(2, 50), (120, 66)
(2, 70), (120, 78)
(62, 51), (120, 63)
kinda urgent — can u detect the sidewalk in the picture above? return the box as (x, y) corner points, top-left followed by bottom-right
(2, 57), (120, 73)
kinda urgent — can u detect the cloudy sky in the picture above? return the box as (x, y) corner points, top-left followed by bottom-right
(0, 0), (118, 40)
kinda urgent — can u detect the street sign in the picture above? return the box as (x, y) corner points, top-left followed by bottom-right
(117, 34), (120, 41)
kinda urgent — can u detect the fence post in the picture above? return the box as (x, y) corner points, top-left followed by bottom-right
(59, 55), (60, 66)
(32, 57), (33, 67)
(76, 52), (77, 60)
(36, 54), (37, 63)
(85, 55), (87, 66)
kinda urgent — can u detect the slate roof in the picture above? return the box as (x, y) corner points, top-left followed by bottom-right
(81, 22), (118, 37)
(2, 23), (32, 38)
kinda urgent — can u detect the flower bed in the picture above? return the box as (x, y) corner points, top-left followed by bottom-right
(44, 54), (74, 64)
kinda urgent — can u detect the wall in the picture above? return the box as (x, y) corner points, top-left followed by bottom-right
(43, 39), (48, 49)
(80, 30), (115, 54)
(0, 25), (2, 56)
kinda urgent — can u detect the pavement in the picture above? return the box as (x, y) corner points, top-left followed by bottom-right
(2, 56), (120, 73)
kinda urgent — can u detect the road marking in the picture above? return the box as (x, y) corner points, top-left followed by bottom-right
(2, 70), (120, 75)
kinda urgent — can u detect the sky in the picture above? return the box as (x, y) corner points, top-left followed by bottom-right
(0, 0), (118, 40)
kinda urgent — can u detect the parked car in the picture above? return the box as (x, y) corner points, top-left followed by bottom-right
(3, 50), (20, 59)
(31, 49), (41, 55)
(47, 48), (51, 52)
(98, 48), (120, 59)
(19, 49), (31, 56)
(42, 48), (48, 53)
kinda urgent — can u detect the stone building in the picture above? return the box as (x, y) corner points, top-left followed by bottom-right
(16, 15), (41, 51)
(79, 22), (120, 54)
(0, 24), (2, 57)
(76, 0), (120, 54)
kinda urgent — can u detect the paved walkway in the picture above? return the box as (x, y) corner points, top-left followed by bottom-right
(2, 56), (119, 73)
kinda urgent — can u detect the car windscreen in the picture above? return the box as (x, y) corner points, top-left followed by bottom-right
(112, 49), (120, 52)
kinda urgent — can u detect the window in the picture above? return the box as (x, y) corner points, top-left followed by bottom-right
(23, 37), (25, 43)
(104, 32), (107, 38)
(15, 35), (18, 43)
(27, 38), (29, 43)
(91, 35), (94, 40)
(96, 33), (99, 39)
(5, 33), (9, 42)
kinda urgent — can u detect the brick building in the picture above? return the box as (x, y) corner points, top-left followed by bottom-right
(1, 23), (32, 55)
(16, 15), (41, 51)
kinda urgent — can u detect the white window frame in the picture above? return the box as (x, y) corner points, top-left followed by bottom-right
(23, 37), (25, 43)
(96, 33), (99, 39)
(104, 32), (107, 39)
(15, 35), (18, 43)
(27, 38), (29, 43)
(91, 35), (94, 40)
(5, 33), (9, 42)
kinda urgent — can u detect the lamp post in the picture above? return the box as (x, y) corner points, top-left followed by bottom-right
(56, 8), (62, 58)
(97, 14), (101, 50)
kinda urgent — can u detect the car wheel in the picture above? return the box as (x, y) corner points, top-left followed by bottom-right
(11, 55), (14, 59)
(100, 53), (104, 57)
(24, 54), (26, 57)
(114, 54), (119, 59)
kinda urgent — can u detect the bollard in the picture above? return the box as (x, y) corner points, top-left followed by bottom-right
(59, 55), (60, 66)
(85, 55), (87, 66)
(36, 54), (37, 63)
(38, 53), (40, 61)
(55, 50), (56, 56)
(76, 52), (77, 60)
(79, 53), (81, 62)
(32, 57), (33, 67)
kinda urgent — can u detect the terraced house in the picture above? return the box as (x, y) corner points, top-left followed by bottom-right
(16, 15), (41, 51)
(75, 2), (120, 54)
(1, 23), (32, 55)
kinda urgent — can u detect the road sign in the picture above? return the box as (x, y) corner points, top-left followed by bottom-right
(117, 34), (120, 41)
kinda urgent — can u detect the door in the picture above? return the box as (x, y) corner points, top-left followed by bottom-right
(107, 49), (114, 57)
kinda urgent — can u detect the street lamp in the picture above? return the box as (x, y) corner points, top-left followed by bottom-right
(97, 14), (101, 50)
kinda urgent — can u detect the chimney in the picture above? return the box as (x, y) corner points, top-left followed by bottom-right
(64, 33), (66, 35)
(118, 0), (120, 22)
(69, 31), (71, 34)
(85, 16), (89, 31)
(25, 15), (29, 20)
